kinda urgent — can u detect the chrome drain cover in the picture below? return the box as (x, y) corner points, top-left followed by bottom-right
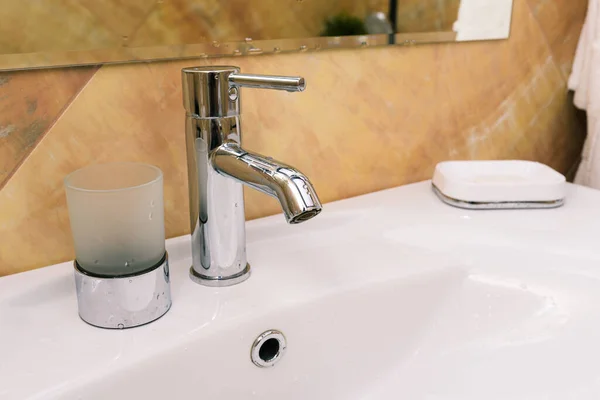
(250, 330), (287, 368)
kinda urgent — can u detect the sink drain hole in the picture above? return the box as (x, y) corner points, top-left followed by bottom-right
(251, 330), (287, 368)
(259, 338), (280, 362)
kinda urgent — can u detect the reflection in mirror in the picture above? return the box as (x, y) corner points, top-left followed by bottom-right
(0, 0), (513, 71)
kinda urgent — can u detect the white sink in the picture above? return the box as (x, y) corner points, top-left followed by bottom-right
(3, 181), (600, 399)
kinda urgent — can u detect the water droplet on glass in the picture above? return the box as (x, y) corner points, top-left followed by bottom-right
(129, 279), (133, 283)
(149, 212), (153, 220)
(273, 47), (281, 53)
(125, 261), (129, 267)
(315, 44), (322, 50)
(234, 203), (238, 208)
(232, 49), (241, 56)
(245, 37), (253, 43)
(157, 294), (160, 300)
(150, 200), (155, 207)
(361, 41), (368, 47)
(93, 260), (99, 264)
(212, 41), (220, 47)
(299, 45), (307, 51)
(117, 323), (124, 329)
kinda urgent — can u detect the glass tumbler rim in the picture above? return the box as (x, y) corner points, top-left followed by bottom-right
(64, 162), (163, 194)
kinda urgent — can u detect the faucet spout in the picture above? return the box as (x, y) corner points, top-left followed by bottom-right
(213, 143), (322, 224)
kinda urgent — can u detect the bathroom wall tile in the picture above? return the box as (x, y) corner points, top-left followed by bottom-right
(0, 0), (585, 275)
(527, 0), (588, 79)
(0, 66), (98, 188)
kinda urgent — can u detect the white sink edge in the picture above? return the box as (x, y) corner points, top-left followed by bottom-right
(3, 180), (600, 399)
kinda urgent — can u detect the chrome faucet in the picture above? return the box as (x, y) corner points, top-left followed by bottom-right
(182, 66), (322, 286)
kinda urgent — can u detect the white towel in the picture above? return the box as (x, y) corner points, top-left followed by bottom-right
(569, 0), (600, 186)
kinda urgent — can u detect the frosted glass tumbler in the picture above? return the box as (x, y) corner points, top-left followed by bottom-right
(65, 162), (165, 277)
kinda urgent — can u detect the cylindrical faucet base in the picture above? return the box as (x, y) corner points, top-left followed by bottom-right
(189, 263), (251, 287)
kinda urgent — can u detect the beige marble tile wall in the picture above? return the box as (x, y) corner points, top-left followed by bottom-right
(0, 0), (588, 275)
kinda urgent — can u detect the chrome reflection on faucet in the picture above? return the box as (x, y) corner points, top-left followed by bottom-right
(182, 66), (322, 286)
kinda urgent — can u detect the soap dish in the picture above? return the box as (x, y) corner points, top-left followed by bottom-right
(432, 160), (566, 210)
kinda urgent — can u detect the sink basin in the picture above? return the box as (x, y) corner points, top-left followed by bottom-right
(3, 180), (600, 399)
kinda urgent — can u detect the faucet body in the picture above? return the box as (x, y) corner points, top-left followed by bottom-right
(182, 66), (321, 286)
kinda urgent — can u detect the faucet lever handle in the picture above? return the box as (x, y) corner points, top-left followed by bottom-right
(228, 73), (305, 92)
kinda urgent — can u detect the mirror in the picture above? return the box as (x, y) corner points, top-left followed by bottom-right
(0, 0), (513, 71)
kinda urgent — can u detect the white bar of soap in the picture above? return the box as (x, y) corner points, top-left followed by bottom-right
(432, 160), (566, 203)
